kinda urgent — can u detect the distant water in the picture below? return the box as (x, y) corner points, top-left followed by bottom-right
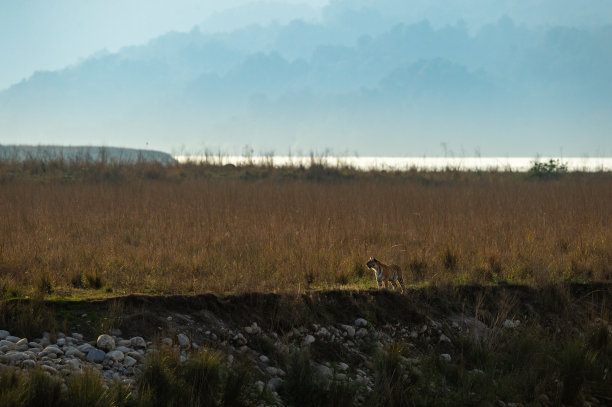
(175, 156), (612, 172)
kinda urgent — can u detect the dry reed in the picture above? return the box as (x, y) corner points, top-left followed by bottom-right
(0, 161), (610, 296)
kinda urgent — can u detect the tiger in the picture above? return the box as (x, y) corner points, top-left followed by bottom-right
(366, 257), (406, 293)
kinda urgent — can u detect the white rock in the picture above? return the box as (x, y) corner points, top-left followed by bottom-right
(254, 380), (265, 393)
(130, 337), (146, 349)
(356, 328), (368, 339)
(41, 365), (59, 375)
(86, 349), (106, 363)
(503, 319), (520, 329)
(316, 327), (329, 337)
(56, 338), (66, 346)
(439, 334), (452, 344)
(2, 351), (26, 363)
(440, 353), (452, 362)
(65, 359), (81, 370)
(337, 362), (349, 371)
(127, 351), (144, 362)
(177, 333), (190, 348)
(162, 338), (173, 347)
(77, 343), (94, 353)
(123, 355), (137, 367)
(266, 366), (278, 376)
(106, 350), (125, 362)
(0, 340), (17, 351)
(15, 338), (29, 351)
(66, 349), (86, 360)
(22, 359), (36, 368)
(0, 330), (9, 340)
(355, 318), (368, 327)
(117, 339), (132, 347)
(96, 334), (115, 351)
(115, 346), (132, 353)
(42, 345), (64, 356)
(5, 336), (21, 343)
(233, 333), (246, 345)
(315, 364), (333, 378)
(302, 335), (315, 346)
(71, 333), (83, 341)
(344, 326), (356, 338)
(267, 377), (283, 391)
(259, 355), (270, 363)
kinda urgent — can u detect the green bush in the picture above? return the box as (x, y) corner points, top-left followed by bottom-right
(528, 159), (568, 178)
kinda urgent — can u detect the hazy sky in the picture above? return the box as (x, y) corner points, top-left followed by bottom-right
(1, 0), (611, 156)
(0, 0), (328, 90)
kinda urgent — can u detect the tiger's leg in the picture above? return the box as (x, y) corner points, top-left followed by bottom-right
(377, 278), (383, 289)
(398, 276), (406, 294)
(391, 280), (399, 290)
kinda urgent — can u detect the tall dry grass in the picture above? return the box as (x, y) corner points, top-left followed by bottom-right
(0, 161), (610, 296)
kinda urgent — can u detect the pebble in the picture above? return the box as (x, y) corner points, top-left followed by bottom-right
(78, 343), (95, 353)
(439, 334), (452, 344)
(356, 328), (368, 338)
(302, 335), (315, 346)
(41, 365), (59, 375)
(355, 318), (368, 327)
(87, 349), (106, 363)
(15, 338), (29, 351)
(123, 356), (137, 367)
(267, 377), (283, 391)
(65, 348), (86, 359)
(0, 331), (9, 340)
(97, 335), (115, 351)
(503, 319), (520, 329)
(177, 333), (190, 348)
(42, 345), (64, 356)
(440, 353), (452, 362)
(22, 359), (37, 368)
(131, 337), (147, 349)
(106, 350), (125, 362)
(315, 363), (333, 378)
(254, 380), (265, 393)
(127, 351), (144, 362)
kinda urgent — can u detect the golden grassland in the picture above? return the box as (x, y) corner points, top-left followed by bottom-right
(0, 160), (610, 297)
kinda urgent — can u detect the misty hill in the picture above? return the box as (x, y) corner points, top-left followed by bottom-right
(0, 145), (176, 164)
(1, 1), (611, 156)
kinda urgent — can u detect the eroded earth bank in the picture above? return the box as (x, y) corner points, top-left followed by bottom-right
(1, 284), (611, 406)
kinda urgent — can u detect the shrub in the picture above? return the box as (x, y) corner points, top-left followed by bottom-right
(64, 369), (111, 407)
(281, 349), (356, 407)
(528, 159), (568, 178)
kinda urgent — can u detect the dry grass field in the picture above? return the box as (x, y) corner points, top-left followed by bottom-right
(0, 160), (610, 297)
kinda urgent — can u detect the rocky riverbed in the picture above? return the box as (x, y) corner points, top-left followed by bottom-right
(1, 285), (611, 406)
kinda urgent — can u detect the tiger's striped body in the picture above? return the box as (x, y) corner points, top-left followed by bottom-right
(366, 257), (406, 293)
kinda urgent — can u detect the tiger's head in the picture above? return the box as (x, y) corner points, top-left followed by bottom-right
(366, 257), (378, 269)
